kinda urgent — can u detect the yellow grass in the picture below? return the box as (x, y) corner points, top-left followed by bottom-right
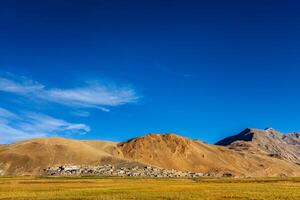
(1, 177), (300, 199)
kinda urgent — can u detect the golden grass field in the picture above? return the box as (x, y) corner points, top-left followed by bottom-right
(1, 177), (300, 200)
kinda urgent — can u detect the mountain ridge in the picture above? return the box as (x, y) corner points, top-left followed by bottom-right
(1, 128), (300, 177)
(216, 128), (300, 164)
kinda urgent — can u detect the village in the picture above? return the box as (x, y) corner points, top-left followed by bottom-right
(43, 165), (208, 178)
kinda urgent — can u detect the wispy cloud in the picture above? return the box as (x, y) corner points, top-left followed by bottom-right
(0, 107), (17, 119)
(0, 107), (90, 144)
(47, 84), (138, 108)
(0, 74), (139, 111)
(0, 76), (44, 95)
(72, 110), (91, 117)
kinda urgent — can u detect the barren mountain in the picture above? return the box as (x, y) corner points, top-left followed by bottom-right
(118, 133), (300, 177)
(1, 130), (300, 177)
(216, 128), (300, 164)
(0, 137), (143, 175)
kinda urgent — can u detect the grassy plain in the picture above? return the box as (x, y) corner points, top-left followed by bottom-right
(0, 177), (300, 200)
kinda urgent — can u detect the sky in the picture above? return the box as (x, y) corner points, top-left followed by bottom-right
(1, 0), (300, 144)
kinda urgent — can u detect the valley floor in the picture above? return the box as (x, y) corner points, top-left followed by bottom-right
(1, 177), (300, 200)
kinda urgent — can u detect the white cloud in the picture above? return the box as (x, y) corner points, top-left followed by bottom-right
(0, 107), (90, 144)
(0, 77), (44, 95)
(0, 75), (139, 111)
(72, 110), (91, 117)
(47, 84), (138, 107)
(0, 107), (17, 119)
(0, 124), (46, 144)
(18, 112), (90, 134)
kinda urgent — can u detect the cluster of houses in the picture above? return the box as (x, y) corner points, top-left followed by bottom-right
(43, 164), (207, 178)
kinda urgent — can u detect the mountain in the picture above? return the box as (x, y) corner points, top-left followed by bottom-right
(216, 128), (300, 165)
(0, 137), (144, 175)
(1, 129), (300, 177)
(118, 133), (300, 177)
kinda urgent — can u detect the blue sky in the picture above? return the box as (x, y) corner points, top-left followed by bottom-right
(1, 0), (300, 144)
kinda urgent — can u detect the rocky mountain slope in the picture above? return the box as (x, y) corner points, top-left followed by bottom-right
(216, 128), (300, 165)
(1, 128), (300, 177)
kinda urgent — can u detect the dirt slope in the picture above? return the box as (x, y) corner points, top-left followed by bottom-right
(0, 137), (140, 175)
(118, 133), (300, 177)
